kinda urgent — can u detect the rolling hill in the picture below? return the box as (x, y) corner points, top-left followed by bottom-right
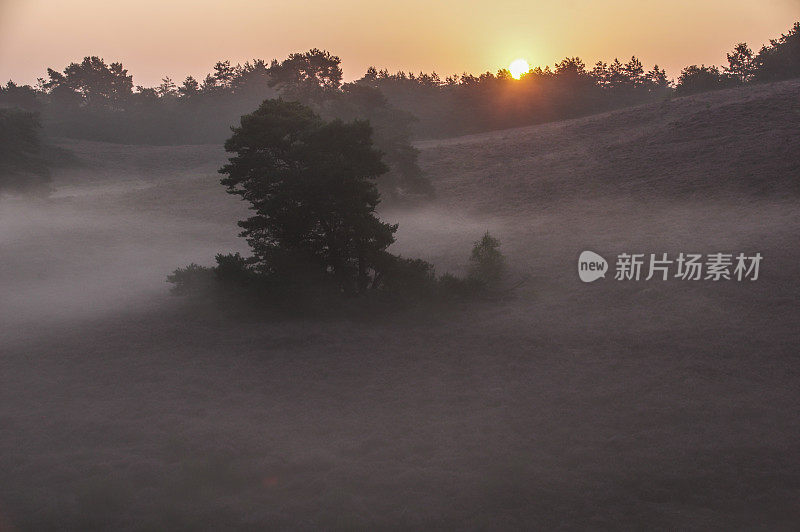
(0, 79), (798, 529)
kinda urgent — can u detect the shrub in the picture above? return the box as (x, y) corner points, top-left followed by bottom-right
(166, 253), (256, 296)
(169, 230), (512, 310)
(467, 232), (507, 288)
(166, 263), (215, 295)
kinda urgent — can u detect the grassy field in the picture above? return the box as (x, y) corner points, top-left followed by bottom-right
(1, 80), (799, 530)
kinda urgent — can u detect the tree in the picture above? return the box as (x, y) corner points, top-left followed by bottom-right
(269, 49), (343, 102)
(607, 58), (626, 87)
(623, 56), (645, 86)
(43, 56), (133, 108)
(467, 232), (506, 287)
(219, 99), (397, 294)
(754, 21), (800, 81)
(233, 59), (273, 93)
(156, 77), (178, 98)
(200, 73), (217, 94)
(339, 83), (433, 196)
(645, 65), (670, 93)
(590, 61), (610, 88)
(178, 76), (200, 97)
(212, 60), (238, 89)
(676, 65), (724, 95)
(0, 81), (41, 110)
(554, 57), (588, 78)
(725, 43), (755, 84)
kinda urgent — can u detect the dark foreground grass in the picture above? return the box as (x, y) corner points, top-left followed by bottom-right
(2, 195), (798, 530)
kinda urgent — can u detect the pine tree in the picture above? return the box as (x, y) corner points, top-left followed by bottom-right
(219, 99), (397, 294)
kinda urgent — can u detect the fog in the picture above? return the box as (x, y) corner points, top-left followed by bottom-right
(1, 81), (799, 529)
(0, 191), (241, 336)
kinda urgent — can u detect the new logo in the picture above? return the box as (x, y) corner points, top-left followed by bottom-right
(578, 250), (608, 282)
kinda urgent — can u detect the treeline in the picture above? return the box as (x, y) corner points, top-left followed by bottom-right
(359, 57), (670, 137)
(676, 23), (800, 94)
(364, 21), (800, 136)
(1, 21), (798, 145)
(0, 50), (431, 195)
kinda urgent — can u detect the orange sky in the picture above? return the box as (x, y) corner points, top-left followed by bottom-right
(1, 0), (798, 87)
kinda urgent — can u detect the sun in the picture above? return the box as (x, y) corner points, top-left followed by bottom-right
(509, 58), (530, 80)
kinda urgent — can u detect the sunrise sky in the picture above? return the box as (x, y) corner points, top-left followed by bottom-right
(1, 0), (798, 87)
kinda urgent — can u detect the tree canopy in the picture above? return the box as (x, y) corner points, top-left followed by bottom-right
(220, 99), (397, 294)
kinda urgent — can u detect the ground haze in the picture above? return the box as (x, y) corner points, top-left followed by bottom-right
(1, 81), (799, 529)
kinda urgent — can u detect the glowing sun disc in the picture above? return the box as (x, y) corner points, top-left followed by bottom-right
(509, 58), (530, 79)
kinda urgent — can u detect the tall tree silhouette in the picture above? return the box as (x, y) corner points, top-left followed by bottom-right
(220, 99), (397, 294)
(725, 43), (755, 84)
(754, 22), (800, 81)
(44, 56), (133, 108)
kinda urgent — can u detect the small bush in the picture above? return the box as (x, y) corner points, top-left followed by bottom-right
(166, 263), (215, 295)
(167, 251), (342, 314)
(467, 232), (507, 288)
(166, 253), (257, 296)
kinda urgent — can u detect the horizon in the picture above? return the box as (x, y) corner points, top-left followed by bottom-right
(1, 0), (799, 87)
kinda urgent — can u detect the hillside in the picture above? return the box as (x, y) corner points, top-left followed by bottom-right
(0, 80), (798, 529)
(419, 79), (800, 211)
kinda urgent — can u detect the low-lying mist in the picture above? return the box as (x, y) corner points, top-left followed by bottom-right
(1, 80), (799, 528)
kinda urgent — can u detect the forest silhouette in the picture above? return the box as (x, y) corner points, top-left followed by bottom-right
(1, 21), (798, 195)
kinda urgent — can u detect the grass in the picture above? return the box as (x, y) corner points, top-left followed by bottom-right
(0, 79), (799, 529)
